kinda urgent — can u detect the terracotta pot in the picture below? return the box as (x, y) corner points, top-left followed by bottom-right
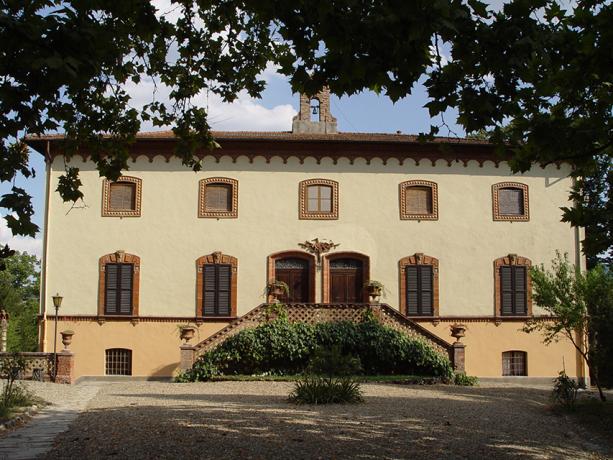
(450, 324), (467, 341)
(60, 330), (74, 350)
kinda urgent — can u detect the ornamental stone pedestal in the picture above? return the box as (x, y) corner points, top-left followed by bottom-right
(55, 352), (75, 384)
(450, 324), (467, 373)
(180, 345), (196, 372)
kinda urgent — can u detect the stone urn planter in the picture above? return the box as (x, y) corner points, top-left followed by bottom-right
(366, 281), (385, 304)
(60, 330), (74, 351)
(179, 326), (197, 343)
(450, 324), (467, 343)
(266, 281), (289, 304)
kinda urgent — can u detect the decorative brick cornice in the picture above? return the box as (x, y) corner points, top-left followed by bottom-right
(492, 182), (529, 221)
(399, 180), (439, 220)
(494, 254), (532, 317)
(198, 177), (238, 219)
(98, 251), (140, 317)
(399, 253), (440, 317)
(195, 252), (238, 317)
(299, 179), (339, 220)
(101, 176), (142, 217)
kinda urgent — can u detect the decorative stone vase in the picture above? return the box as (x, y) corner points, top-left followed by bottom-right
(60, 330), (74, 351)
(450, 324), (467, 342)
(180, 326), (196, 343)
(367, 285), (382, 304)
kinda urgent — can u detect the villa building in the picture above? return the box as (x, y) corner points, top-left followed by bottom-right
(26, 90), (586, 381)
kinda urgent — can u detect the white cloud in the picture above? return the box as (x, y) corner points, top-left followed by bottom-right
(0, 217), (42, 259)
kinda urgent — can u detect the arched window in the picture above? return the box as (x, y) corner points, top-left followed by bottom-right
(310, 98), (321, 122)
(196, 252), (238, 317)
(102, 176), (142, 217)
(399, 180), (438, 220)
(494, 254), (532, 316)
(267, 251), (316, 303)
(98, 251), (140, 316)
(199, 177), (238, 218)
(399, 253), (439, 317)
(299, 179), (339, 220)
(322, 252), (370, 303)
(105, 348), (132, 375)
(502, 351), (527, 376)
(492, 182), (529, 221)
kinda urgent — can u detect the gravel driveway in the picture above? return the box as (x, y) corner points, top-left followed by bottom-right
(37, 381), (608, 459)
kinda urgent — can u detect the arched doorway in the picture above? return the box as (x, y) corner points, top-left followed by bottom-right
(267, 251), (316, 303)
(323, 252), (370, 303)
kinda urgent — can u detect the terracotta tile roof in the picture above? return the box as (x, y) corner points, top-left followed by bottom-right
(24, 130), (491, 146)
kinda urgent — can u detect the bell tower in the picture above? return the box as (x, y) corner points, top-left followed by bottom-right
(292, 87), (337, 134)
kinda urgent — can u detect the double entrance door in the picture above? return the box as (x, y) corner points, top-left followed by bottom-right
(274, 256), (365, 303)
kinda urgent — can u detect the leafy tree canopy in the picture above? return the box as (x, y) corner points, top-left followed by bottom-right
(1, 0), (611, 260)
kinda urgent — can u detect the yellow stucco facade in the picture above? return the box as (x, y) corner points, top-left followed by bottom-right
(34, 134), (585, 380)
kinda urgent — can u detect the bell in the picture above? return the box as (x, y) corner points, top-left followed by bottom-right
(311, 106), (319, 115)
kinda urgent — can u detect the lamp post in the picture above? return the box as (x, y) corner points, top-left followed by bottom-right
(52, 293), (63, 382)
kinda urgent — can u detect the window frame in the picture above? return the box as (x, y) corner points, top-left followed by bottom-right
(399, 180), (438, 220)
(502, 350), (528, 376)
(105, 348), (132, 376)
(494, 254), (532, 317)
(399, 253), (440, 317)
(102, 176), (142, 217)
(196, 252), (238, 317)
(492, 182), (529, 221)
(98, 251), (140, 317)
(198, 177), (238, 218)
(299, 179), (339, 220)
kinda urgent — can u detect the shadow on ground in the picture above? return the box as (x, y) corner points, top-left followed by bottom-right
(42, 383), (610, 459)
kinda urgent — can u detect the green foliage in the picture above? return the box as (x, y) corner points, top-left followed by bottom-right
(525, 252), (613, 401)
(454, 373), (479, 386)
(177, 316), (454, 382)
(0, 353), (28, 411)
(307, 346), (362, 377)
(288, 376), (364, 405)
(263, 303), (289, 322)
(552, 371), (579, 410)
(0, 252), (40, 352)
(1, 1), (611, 266)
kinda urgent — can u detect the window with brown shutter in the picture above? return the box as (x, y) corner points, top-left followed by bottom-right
(500, 265), (527, 315)
(405, 265), (434, 315)
(399, 253), (439, 317)
(196, 252), (238, 317)
(203, 264), (232, 316)
(494, 254), (532, 317)
(109, 183), (136, 211)
(399, 180), (438, 220)
(102, 176), (142, 217)
(299, 179), (339, 219)
(199, 178), (238, 218)
(492, 182), (529, 221)
(104, 263), (134, 315)
(502, 351), (527, 376)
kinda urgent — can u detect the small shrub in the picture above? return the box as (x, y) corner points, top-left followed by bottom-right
(0, 354), (26, 406)
(454, 373), (479, 386)
(289, 376), (364, 404)
(552, 370), (579, 410)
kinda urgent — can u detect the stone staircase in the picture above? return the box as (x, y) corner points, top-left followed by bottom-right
(193, 303), (452, 358)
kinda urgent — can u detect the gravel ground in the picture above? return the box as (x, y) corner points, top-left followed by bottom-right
(32, 381), (610, 460)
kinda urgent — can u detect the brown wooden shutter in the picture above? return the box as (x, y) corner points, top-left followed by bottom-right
(419, 266), (433, 315)
(202, 264), (232, 316)
(105, 263), (133, 315)
(109, 183), (136, 210)
(498, 188), (523, 215)
(500, 266), (514, 314)
(406, 266), (419, 315)
(405, 186), (433, 214)
(205, 184), (231, 211)
(514, 266), (527, 314)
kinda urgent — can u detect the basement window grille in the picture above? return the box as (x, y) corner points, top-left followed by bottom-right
(105, 348), (132, 376)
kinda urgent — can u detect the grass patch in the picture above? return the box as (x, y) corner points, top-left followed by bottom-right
(208, 374), (445, 384)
